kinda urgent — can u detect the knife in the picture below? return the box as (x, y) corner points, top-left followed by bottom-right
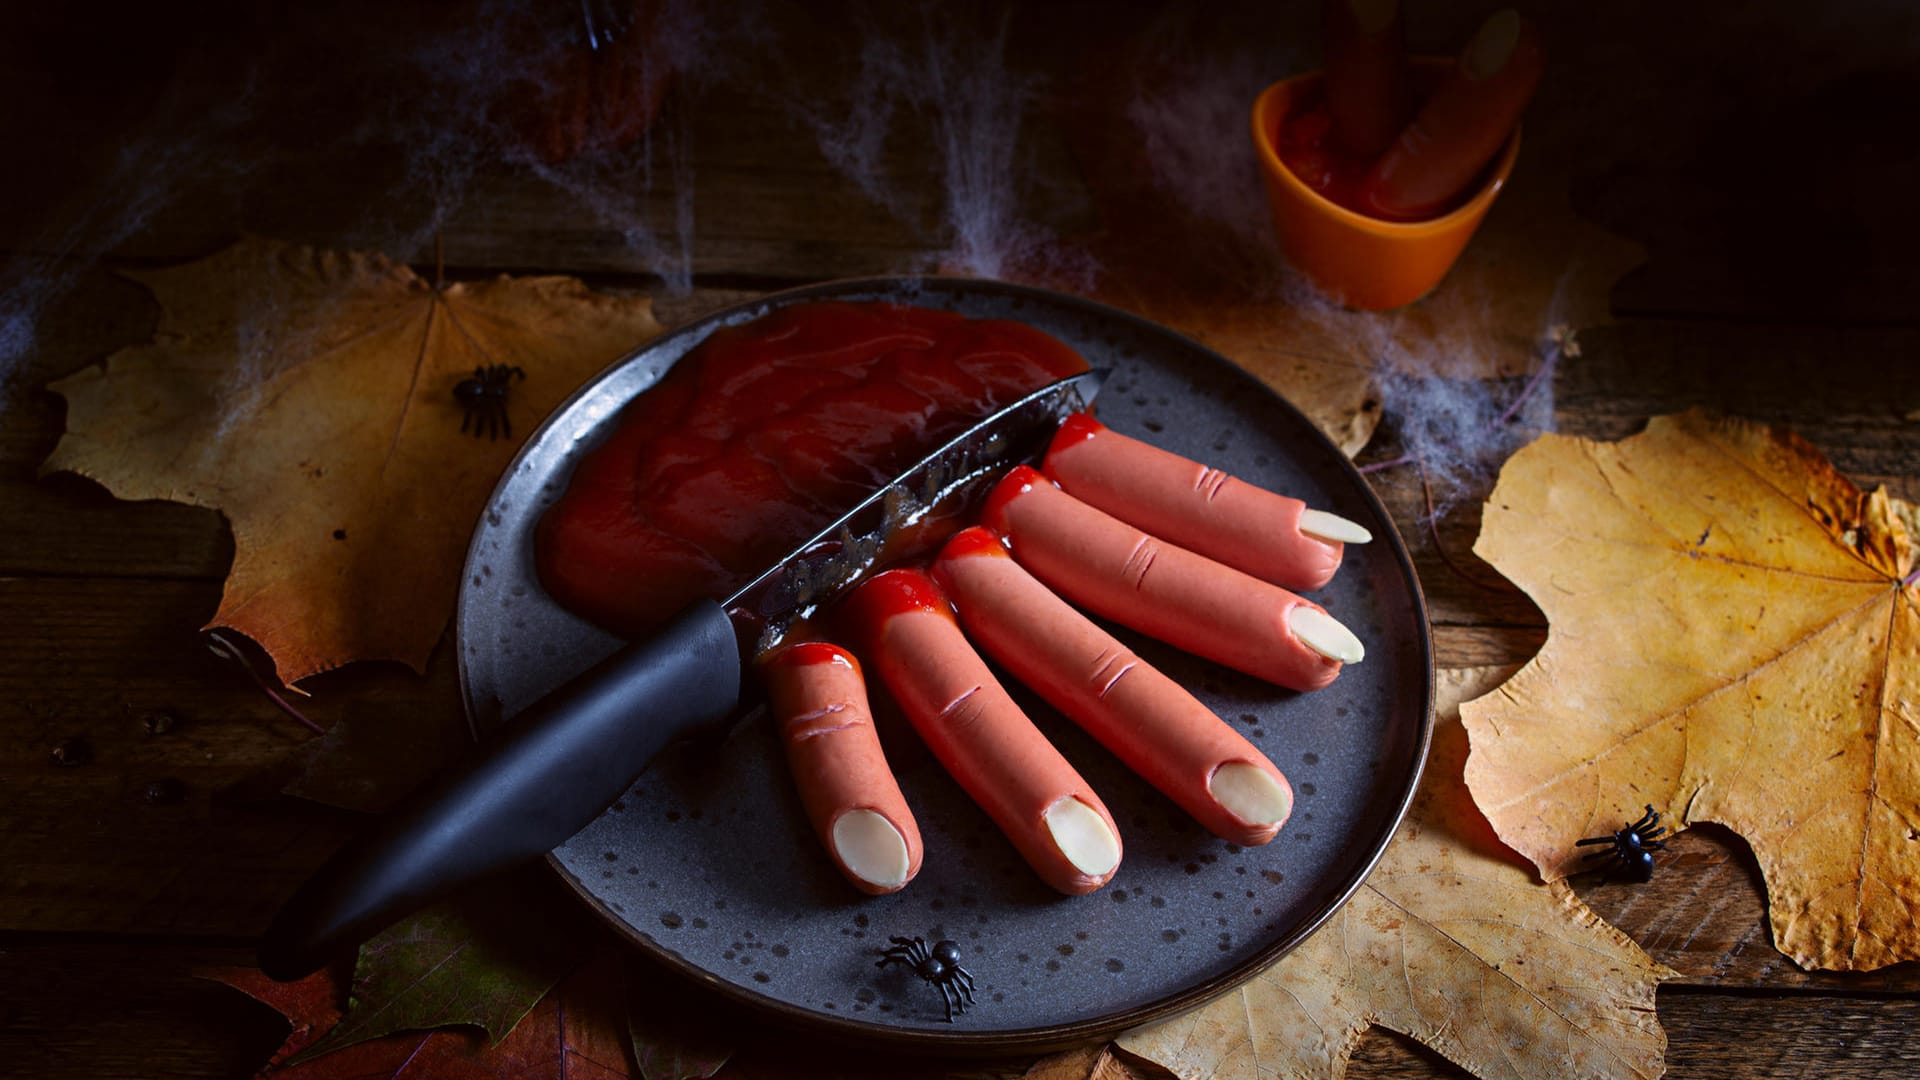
(257, 368), (1106, 980)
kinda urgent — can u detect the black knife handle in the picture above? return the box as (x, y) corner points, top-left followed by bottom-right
(257, 598), (741, 981)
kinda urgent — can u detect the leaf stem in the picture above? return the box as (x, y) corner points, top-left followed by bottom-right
(1358, 452), (1415, 475)
(206, 632), (326, 735)
(1418, 456), (1507, 593)
(1496, 343), (1558, 428)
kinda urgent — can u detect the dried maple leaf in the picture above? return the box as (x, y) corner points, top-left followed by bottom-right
(205, 867), (730, 1078)
(1116, 667), (1674, 1080)
(488, 956), (638, 1079)
(200, 963), (498, 1078)
(201, 964), (348, 1071)
(1024, 1045), (1136, 1080)
(42, 236), (662, 686)
(624, 963), (734, 1080)
(204, 955), (639, 1079)
(1461, 410), (1920, 972)
(292, 867), (589, 1062)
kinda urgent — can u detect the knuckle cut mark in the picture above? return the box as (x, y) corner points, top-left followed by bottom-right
(1087, 646), (1137, 700)
(939, 685), (988, 731)
(1195, 466), (1230, 503)
(786, 702), (869, 740)
(1121, 537), (1160, 589)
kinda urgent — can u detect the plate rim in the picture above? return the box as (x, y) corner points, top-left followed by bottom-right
(455, 274), (1435, 1054)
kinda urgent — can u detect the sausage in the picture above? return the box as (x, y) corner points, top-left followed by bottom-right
(1323, 0), (1410, 160)
(981, 466), (1363, 691)
(1355, 9), (1544, 221)
(1041, 413), (1370, 592)
(932, 527), (1294, 845)
(763, 642), (923, 895)
(838, 568), (1122, 895)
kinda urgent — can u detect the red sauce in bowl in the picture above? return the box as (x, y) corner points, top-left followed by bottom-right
(534, 301), (1089, 637)
(1278, 98), (1375, 215)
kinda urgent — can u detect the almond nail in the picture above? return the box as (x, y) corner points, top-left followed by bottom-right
(1464, 8), (1522, 81)
(1289, 606), (1366, 663)
(1044, 797), (1121, 878)
(1210, 762), (1294, 828)
(831, 808), (913, 890)
(1299, 508), (1374, 544)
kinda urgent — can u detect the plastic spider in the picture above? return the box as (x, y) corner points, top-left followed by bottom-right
(1576, 804), (1667, 882)
(454, 364), (525, 440)
(876, 936), (975, 1021)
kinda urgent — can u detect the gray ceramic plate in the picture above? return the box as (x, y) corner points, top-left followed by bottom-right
(456, 278), (1432, 1053)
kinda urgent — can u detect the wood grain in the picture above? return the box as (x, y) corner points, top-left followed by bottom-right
(0, 572), (474, 935)
(3, 1), (1918, 1075)
(1575, 827), (1920, 993)
(7, 942), (1920, 1080)
(6, 3), (1915, 325)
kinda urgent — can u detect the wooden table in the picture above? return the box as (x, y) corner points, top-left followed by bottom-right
(4, 2), (1918, 1076)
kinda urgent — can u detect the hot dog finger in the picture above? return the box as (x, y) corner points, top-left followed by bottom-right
(763, 642), (923, 895)
(1042, 414), (1371, 592)
(1355, 9), (1544, 221)
(982, 466), (1364, 691)
(839, 569), (1123, 895)
(933, 527), (1294, 846)
(1324, 0), (1410, 160)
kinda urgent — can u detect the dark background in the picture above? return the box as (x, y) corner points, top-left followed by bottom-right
(3, 1), (1918, 1076)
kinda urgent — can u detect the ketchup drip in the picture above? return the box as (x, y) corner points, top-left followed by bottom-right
(977, 464), (1050, 540)
(535, 301), (1089, 637)
(840, 568), (955, 630)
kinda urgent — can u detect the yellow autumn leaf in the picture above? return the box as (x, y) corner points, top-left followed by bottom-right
(42, 237), (662, 686)
(1023, 1045), (1136, 1080)
(1461, 410), (1920, 972)
(1117, 667), (1673, 1080)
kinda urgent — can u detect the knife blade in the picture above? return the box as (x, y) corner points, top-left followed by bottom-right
(728, 368), (1106, 658)
(257, 368), (1105, 980)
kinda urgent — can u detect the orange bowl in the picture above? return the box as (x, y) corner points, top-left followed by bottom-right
(1249, 61), (1521, 311)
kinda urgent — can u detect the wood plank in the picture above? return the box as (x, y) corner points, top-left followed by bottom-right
(1555, 320), (1920, 504)
(1552, 4), (1920, 327)
(0, 574), (471, 935)
(1340, 990), (1920, 1079)
(1574, 826), (1920, 993)
(1429, 625), (1545, 670)
(0, 474), (234, 581)
(7, 3), (1913, 326)
(0, 60), (947, 281)
(1359, 462), (1546, 633)
(0, 944), (287, 1080)
(8, 940), (1920, 1079)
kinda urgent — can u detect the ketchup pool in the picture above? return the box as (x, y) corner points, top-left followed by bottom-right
(534, 301), (1089, 637)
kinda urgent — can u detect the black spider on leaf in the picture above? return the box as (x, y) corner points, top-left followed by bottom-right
(876, 936), (975, 1022)
(1576, 804), (1667, 882)
(454, 364), (525, 440)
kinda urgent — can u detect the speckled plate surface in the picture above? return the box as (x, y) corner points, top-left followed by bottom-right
(456, 278), (1432, 1053)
